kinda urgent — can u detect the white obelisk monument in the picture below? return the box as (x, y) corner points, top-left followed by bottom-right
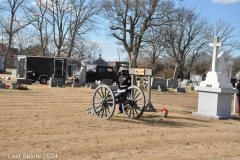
(193, 36), (237, 119)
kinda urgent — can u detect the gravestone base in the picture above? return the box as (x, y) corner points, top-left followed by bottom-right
(85, 83), (90, 88)
(102, 79), (113, 86)
(90, 84), (98, 89)
(49, 77), (64, 87)
(17, 79), (32, 85)
(193, 86), (237, 119)
(72, 82), (81, 87)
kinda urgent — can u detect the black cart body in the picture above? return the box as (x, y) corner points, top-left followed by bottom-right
(17, 56), (68, 84)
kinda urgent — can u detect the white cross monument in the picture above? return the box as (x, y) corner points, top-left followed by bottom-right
(193, 36), (237, 119)
(209, 36), (221, 72)
(199, 36), (232, 88)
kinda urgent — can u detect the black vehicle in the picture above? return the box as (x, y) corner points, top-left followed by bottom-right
(17, 55), (68, 84)
(85, 65), (117, 83)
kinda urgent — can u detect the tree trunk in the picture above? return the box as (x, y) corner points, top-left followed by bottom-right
(179, 65), (185, 81)
(3, 35), (13, 73)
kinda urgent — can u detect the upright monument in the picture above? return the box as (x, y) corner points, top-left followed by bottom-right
(193, 36), (237, 119)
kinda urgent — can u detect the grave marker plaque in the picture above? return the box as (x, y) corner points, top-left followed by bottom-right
(135, 68), (145, 75)
(175, 87), (186, 93)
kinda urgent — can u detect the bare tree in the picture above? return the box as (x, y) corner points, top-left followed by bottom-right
(204, 19), (240, 56)
(15, 29), (39, 55)
(141, 26), (166, 68)
(190, 51), (211, 75)
(42, 0), (72, 57)
(24, 0), (52, 56)
(102, 0), (172, 68)
(161, 6), (208, 80)
(67, 0), (101, 58)
(0, 0), (33, 72)
(41, 0), (101, 57)
(82, 40), (103, 58)
(233, 56), (240, 77)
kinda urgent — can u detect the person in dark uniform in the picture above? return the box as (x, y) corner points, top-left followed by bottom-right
(236, 79), (240, 115)
(116, 66), (131, 113)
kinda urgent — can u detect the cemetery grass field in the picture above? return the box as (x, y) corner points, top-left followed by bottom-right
(0, 74), (240, 160)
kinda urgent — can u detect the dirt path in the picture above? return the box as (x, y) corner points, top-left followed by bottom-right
(0, 74), (240, 160)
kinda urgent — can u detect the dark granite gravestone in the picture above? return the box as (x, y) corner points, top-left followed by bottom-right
(175, 87), (186, 93)
(167, 79), (179, 88)
(72, 82), (81, 87)
(49, 77), (64, 87)
(158, 85), (167, 92)
(151, 78), (167, 89)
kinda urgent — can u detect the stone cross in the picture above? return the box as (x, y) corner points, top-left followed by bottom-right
(209, 36), (221, 72)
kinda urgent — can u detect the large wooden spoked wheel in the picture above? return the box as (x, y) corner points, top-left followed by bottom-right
(122, 86), (145, 119)
(92, 85), (116, 120)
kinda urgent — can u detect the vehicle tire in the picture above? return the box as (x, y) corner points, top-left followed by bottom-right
(87, 75), (96, 83)
(39, 77), (48, 84)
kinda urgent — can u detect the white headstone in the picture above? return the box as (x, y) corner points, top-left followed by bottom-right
(79, 65), (87, 85)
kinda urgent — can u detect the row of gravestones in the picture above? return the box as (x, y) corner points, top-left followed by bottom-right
(85, 79), (114, 89)
(150, 77), (186, 93)
(53, 78), (114, 89)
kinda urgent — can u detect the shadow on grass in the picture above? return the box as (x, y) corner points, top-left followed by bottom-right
(109, 113), (210, 128)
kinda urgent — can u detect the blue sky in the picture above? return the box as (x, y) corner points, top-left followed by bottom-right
(90, 0), (240, 61)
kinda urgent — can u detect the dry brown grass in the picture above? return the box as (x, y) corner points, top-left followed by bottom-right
(0, 74), (240, 160)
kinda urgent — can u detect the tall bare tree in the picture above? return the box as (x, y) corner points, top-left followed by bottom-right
(82, 40), (103, 58)
(140, 26), (166, 68)
(0, 0), (33, 72)
(67, 0), (101, 58)
(161, 6), (207, 80)
(102, 0), (172, 68)
(45, 0), (72, 57)
(41, 0), (101, 57)
(24, 0), (52, 56)
(204, 19), (240, 56)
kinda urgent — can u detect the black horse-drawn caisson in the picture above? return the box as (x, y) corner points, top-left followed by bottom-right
(88, 84), (146, 120)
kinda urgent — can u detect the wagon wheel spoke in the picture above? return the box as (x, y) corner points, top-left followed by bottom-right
(92, 85), (116, 120)
(123, 86), (145, 119)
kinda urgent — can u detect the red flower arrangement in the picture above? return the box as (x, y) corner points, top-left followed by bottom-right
(6, 84), (10, 89)
(161, 108), (168, 117)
